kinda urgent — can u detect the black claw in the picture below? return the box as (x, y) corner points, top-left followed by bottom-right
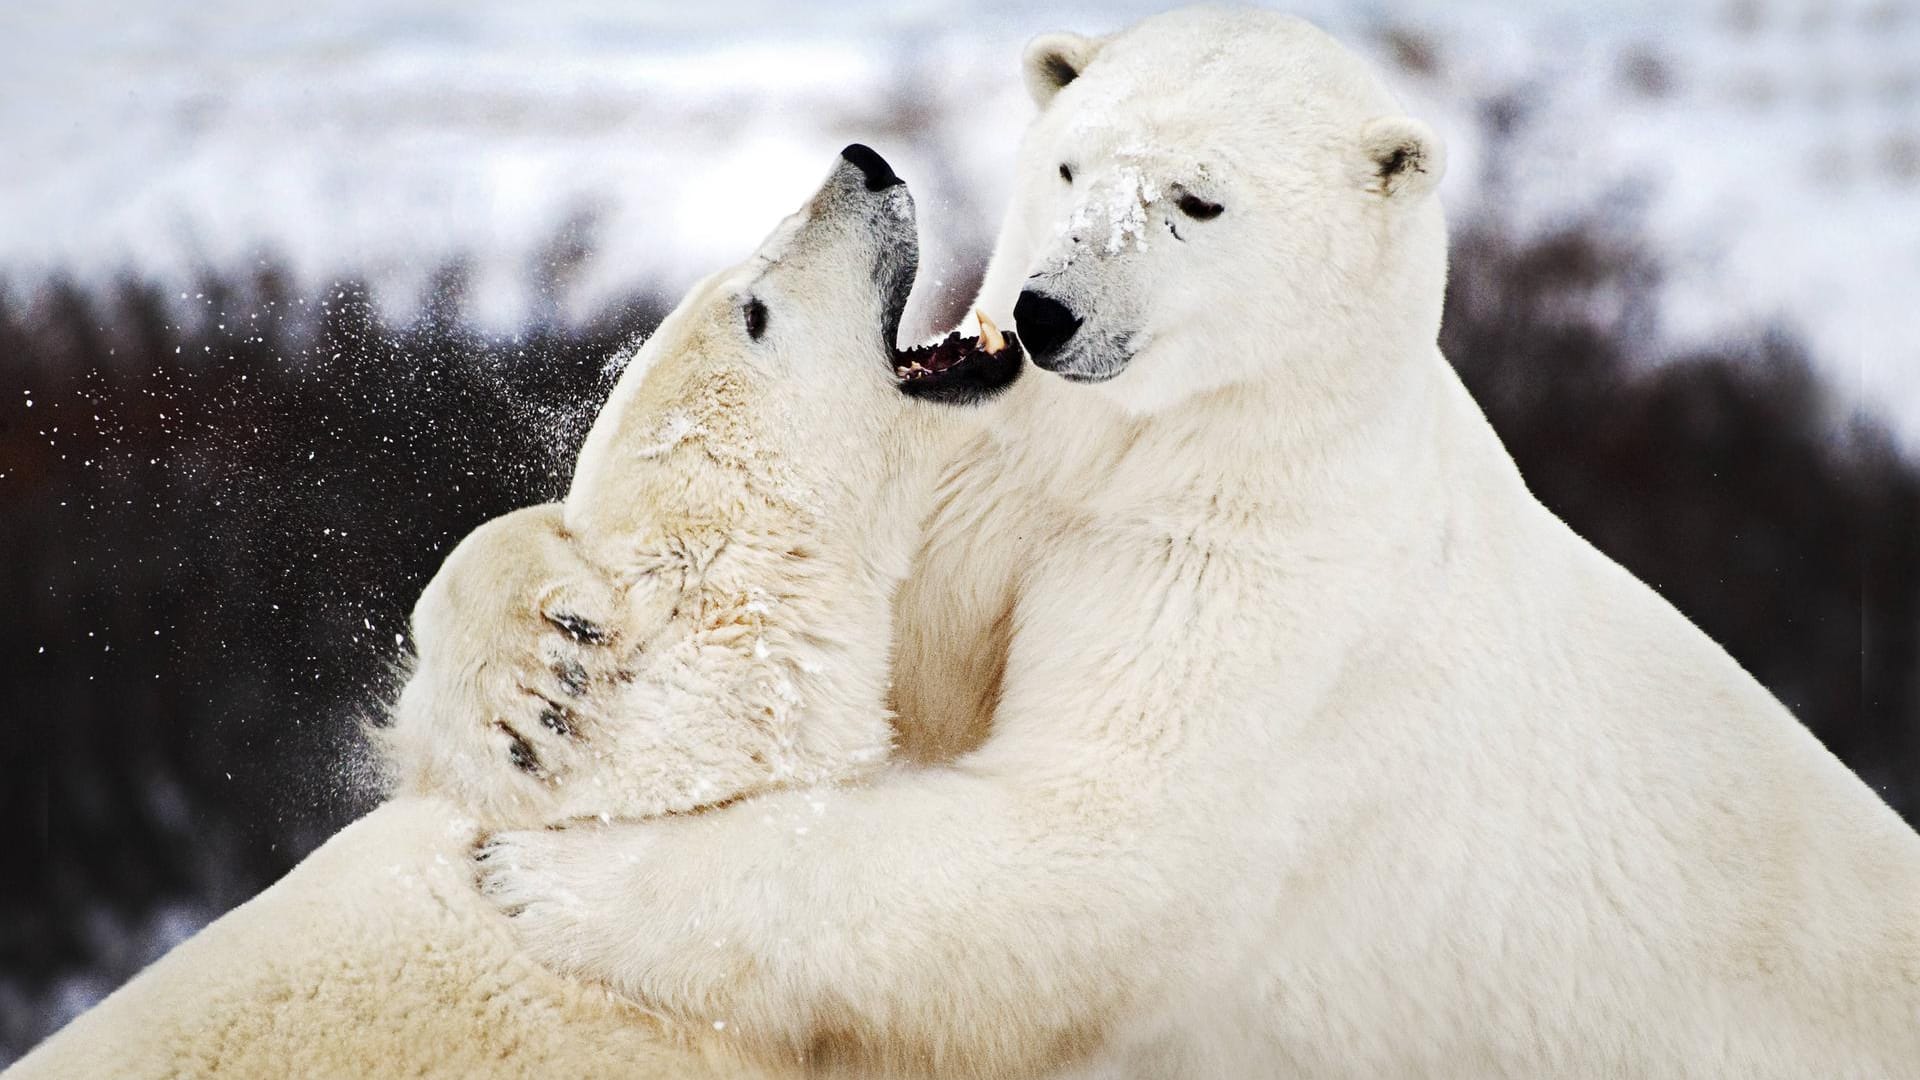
(553, 658), (590, 696)
(495, 721), (545, 777)
(538, 703), (575, 738)
(544, 611), (607, 645)
(470, 835), (497, 889)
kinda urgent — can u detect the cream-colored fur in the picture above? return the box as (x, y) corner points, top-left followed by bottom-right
(5, 797), (779, 1080)
(7, 151), (998, 1079)
(473, 10), (1920, 1079)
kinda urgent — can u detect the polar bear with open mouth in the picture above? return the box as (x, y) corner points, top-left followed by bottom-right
(5, 146), (1023, 1080)
(382, 144), (1022, 830)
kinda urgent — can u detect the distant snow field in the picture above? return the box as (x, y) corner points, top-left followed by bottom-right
(3, 0), (1916, 446)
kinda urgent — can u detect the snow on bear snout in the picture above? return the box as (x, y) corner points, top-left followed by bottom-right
(1013, 148), (1231, 387)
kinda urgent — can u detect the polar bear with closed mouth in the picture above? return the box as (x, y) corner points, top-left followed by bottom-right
(470, 9), (1920, 1079)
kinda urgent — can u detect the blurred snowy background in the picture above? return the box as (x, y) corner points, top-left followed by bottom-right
(3, 0), (1917, 1061)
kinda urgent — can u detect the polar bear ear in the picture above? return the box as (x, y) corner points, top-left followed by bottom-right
(1358, 116), (1446, 199)
(1023, 32), (1102, 106)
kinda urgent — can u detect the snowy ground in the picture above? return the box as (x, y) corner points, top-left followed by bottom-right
(2, 0), (1917, 445)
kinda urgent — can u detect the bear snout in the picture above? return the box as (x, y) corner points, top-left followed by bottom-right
(1013, 288), (1082, 365)
(839, 143), (904, 192)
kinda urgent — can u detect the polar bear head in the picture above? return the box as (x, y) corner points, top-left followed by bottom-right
(566, 144), (1024, 563)
(990, 8), (1448, 416)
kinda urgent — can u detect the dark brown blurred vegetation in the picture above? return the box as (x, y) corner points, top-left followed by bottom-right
(2, 213), (1916, 1058)
(0, 269), (660, 1055)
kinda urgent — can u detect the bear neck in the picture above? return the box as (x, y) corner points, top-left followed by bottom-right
(737, 421), (966, 738)
(995, 339), (1472, 544)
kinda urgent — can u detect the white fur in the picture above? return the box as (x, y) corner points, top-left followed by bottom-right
(475, 10), (1920, 1078)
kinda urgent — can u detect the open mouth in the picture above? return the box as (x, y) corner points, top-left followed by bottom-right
(861, 148), (1022, 406)
(890, 310), (1025, 405)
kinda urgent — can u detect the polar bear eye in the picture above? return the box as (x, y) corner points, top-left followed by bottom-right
(1176, 193), (1224, 220)
(743, 298), (768, 341)
(1058, 163), (1073, 184)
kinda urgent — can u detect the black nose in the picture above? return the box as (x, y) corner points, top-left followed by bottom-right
(1014, 289), (1081, 361)
(840, 143), (903, 191)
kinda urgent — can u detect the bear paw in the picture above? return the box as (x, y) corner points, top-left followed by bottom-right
(471, 824), (651, 984)
(483, 585), (634, 785)
(390, 503), (646, 819)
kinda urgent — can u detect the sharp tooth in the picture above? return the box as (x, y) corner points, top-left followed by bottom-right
(975, 309), (1005, 354)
